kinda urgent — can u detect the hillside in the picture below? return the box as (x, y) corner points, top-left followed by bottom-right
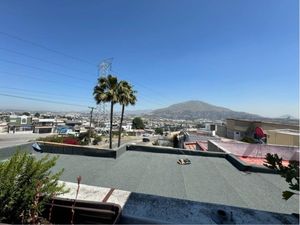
(151, 100), (262, 120)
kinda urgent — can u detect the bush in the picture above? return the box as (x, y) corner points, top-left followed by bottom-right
(0, 152), (68, 223)
(37, 135), (64, 143)
(155, 128), (163, 135)
(92, 136), (102, 145)
(38, 135), (80, 145)
(241, 137), (256, 143)
(264, 153), (299, 200)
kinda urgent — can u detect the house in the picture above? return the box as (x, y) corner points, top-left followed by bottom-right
(0, 122), (8, 133)
(226, 118), (299, 141)
(33, 118), (55, 133)
(8, 115), (33, 133)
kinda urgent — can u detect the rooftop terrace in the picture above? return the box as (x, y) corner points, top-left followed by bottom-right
(1, 143), (299, 223)
(32, 149), (299, 215)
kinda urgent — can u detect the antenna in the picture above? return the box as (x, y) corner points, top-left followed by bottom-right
(98, 58), (113, 77)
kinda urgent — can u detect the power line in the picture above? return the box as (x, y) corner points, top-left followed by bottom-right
(0, 93), (89, 108)
(0, 71), (89, 89)
(0, 86), (93, 102)
(0, 48), (172, 106)
(0, 70), (168, 109)
(0, 31), (175, 105)
(88, 106), (95, 142)
(0, 47), (92, 74)
(0, 58), (92, 82)
(0, 31), (95, 66)
(0, 58), (170, 107)
(112, 69), (175, 104)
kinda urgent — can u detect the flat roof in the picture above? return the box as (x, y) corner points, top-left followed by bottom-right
(33, 150), (298, 215)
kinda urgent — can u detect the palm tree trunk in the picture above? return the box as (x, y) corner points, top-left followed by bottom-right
(109, 101), (114, 149)
(118, 104), (125, 147)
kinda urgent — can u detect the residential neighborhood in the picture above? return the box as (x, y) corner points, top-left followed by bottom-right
(0, 0), (299, 224)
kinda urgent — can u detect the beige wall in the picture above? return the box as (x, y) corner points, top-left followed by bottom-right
(267, 130), (299, 146)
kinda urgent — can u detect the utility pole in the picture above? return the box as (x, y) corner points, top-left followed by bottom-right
(88, 106), (95, 144)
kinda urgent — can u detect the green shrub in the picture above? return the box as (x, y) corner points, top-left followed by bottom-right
(264, 153), (299, 200)
(37, 135), (64, 143)
(92, 136), (102, 145)
(155, 128), (164, 135)
(241, 136), (256, 143)
(0, 152), (68, 223)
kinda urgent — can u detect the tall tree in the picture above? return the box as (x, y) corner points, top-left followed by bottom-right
(93, 75), (119, 149)
(117, 81), (137, 147)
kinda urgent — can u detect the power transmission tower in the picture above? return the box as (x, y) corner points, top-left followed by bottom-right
(88, 106), (95, 143)
(98, 58), (113, 77)
(97, 58), (113, 133)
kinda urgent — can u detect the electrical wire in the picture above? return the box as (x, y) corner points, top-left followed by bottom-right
(0, 86), (93, 102)
(0, 47), (92, 74)
(0, 93), (89, 108)
(0, 58), (93, 83)
(0, 31), (95, 66)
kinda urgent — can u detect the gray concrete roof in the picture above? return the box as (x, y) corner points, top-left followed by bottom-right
(33, 150), (299, 215)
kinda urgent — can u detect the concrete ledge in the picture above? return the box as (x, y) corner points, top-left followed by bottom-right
(37, 141), (117, 158)
(226, 154), (251, 171)
(59, 181), (299, 224)
(226, 154), (277, 174)
(127, 144), (227, 158)
(34, 142), (278, 174)
(115, 144), (128, 158)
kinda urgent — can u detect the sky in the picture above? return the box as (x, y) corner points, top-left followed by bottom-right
(0, 0), (298, 118)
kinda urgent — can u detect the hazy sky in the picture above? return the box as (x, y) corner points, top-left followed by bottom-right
(0, 0), (298, 117)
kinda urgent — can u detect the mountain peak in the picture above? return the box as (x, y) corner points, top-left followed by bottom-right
(152, 100), (261, 120)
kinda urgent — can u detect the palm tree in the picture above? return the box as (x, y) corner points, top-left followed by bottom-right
(117, 81), (137, 147)
(93, 75), (119, 149)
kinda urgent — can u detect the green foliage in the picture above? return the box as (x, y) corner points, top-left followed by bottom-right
(241, 137), (256, 143)
(155, 128), (164, 135)
(132, 117), (145, 129)
(22, 112), (30, 116)
(0, 152), (68, 223)
(34, 112), (40, 118)
(117, 81), (137, 147)
(264, 153), (299, 200)
(37, 135), (64, 143)
(92, 136), (102, 145)
(37, 135), (82, 145)
(173, 134), (179, 148)
(195, 123), (205, 129)
(93, 75), (119, 149)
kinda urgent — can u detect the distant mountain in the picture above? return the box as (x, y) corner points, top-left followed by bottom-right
(151, 100), (262, 120)
(124, 109), (153, 115)
(278, 114), (297, 120)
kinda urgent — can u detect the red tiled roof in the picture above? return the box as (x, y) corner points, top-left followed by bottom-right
(196, 141), (208, 151)
(238, 156), (290, 166)
(184, 142), (197, 150)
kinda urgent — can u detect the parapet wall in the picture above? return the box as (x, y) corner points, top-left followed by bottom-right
(127, 144), (227, 158)
(37, 141), (117, 158)
(208, 140), (299, 161)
